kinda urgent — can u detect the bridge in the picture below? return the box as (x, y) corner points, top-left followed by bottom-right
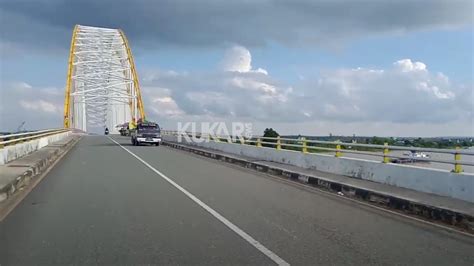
(63, 25), (145, 133)
(1, 26), (473, 265)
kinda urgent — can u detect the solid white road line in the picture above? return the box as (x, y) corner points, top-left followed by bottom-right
(108, 136), (290, 266)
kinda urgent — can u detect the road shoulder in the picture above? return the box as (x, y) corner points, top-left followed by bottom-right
(0, 134), (82, 221)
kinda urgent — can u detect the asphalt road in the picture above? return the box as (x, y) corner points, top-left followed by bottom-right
(1, 135), (473, 265)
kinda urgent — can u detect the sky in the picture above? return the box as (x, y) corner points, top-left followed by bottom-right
(0, 0), (473, 137)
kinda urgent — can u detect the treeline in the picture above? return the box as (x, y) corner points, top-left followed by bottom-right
(259, 129), (472, 150)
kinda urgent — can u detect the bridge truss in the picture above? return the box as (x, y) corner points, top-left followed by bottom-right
(63, 25), (145, 133)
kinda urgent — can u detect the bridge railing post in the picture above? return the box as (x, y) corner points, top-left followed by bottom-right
(383, 143), (390, 163)
(335, 140), (342, 158)
(454, 147), (463, 173)
(302, 137), (308, 153)
(257, 138), (262, 147)
(276, 136), (282, 150)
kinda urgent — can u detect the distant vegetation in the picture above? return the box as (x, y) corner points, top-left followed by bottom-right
(262, 128), (279, 148)
(282, 135), (473, 149)
(252, 129), (473, 150)
(263, 128), (279, 138)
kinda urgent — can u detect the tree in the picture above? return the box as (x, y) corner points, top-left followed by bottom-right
(263, 128), (279, 138)
(262, 128), (279, 148)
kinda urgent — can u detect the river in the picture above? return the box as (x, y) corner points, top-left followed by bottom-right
(329, 146), (474, 174)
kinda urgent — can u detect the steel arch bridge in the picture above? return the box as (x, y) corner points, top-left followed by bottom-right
(63, 25), (145, 133)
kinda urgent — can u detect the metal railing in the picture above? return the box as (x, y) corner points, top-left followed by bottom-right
(0, 128), (70, 148)
(162, 131), (474, 173)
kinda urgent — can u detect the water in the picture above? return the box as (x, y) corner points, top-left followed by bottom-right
(328, 147), (474, 174)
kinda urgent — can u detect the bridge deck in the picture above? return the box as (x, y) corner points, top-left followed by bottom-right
(1, 135), (473, 265)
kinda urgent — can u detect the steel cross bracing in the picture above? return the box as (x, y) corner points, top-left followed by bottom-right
(63, 25), (145, 133)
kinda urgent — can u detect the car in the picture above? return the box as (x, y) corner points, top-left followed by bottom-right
(131, 121), (162, 146)
(116, 123), (128, 136)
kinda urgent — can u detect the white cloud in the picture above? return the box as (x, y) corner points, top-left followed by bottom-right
(230, 77), (277, 95)
(394, 59), (427, 72)
(152, 96), (174, 103)
(221, 45), (268, 75)
(300, 63), (470, 124)
(19, 99), (59, 113)
(254, 68), (268, 75)
(221, 46), (251, 72)
(9, 81), (33, 91)
(1, 48), (471, 136)
(150, 95), (184, 116)
(0, 82), (63, 131)
(416, 82), (454, 99)
(142, 46), (472, 136)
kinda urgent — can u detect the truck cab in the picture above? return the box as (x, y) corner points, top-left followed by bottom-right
(131, 122), (162, 146)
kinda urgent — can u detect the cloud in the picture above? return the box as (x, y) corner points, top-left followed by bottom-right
(19, 99), (59, 113)
(221, 45), (268, 75)
(148, 91), (185, 117)
(0, 82), (63, 131)
(1, 47), (471, 136)
(0, 0), (471, 51)
(141, 47), (472, 130)
(221, 45), (269, 76)
(297, 64), (470, 124)
(394, 59), (427, 72)
(221, 46), (252, 72)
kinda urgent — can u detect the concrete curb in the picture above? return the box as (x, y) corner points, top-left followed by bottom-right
(0, 135), (81, 203)
(163, 141), (474, 234)
(0, 131), (72, 165)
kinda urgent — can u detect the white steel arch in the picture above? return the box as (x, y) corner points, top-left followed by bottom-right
(63, 25), (145, 133)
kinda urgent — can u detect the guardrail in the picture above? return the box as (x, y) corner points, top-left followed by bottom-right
(0, 128), (70, 148)
(162, 130), (474, 173)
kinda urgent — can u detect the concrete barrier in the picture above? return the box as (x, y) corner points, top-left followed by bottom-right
(0, 135), (81, 209)
(164, 135), (474, 203)
(0, 131), (71, 165)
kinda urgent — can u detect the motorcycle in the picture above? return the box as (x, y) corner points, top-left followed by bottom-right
(105, 127), (109, 135)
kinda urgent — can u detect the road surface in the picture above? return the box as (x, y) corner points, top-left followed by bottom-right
(1, 135), (473, 265)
